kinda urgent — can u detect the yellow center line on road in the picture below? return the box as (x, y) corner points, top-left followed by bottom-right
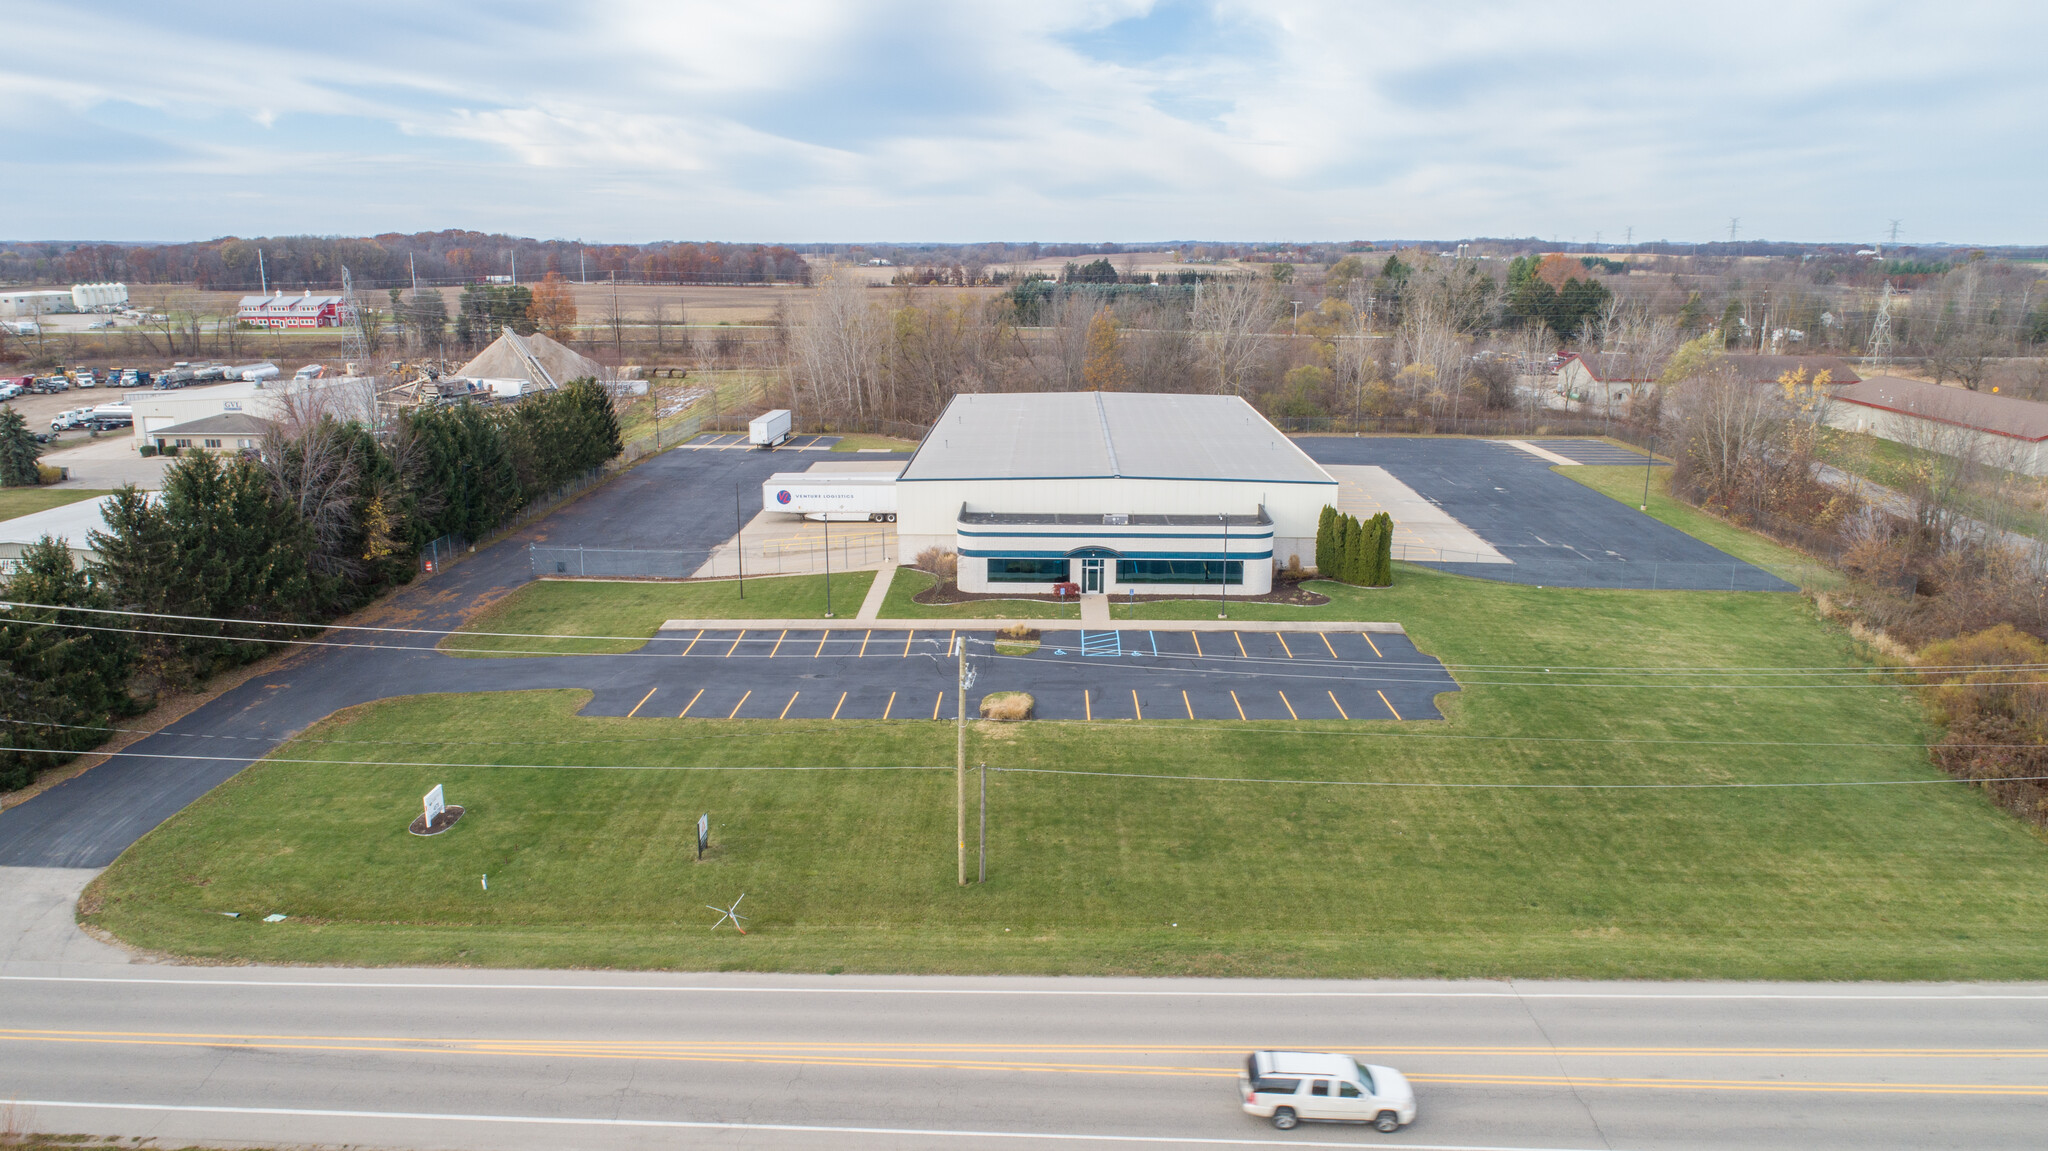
(1378, 689), (1403, 721)
(727, 690), (751, 719)
(1327, 691), (1349, 720)
(1190, 631), (1203, 656)
(7, 1031), (2047, 1096)
(779, 692), (799, 719)
(725, 630), (746, 658)
(1320, 633), (1339, 659)
(1230, 690), (1246, 720)
(677, 688), (704, 717)
(1183, 690), (1194, 719)
(625, 688), (657, 718)
(831, 692), (847, 720)
(770, 630), (787, 658)
(1362, 631), (1383, 658)
(1277, 690), (1298, 720)
(1275, 632), (1294, 658)
(858, 629), (872, 658)
(681, 629), (705, 656)
(903, 630), (915, 657)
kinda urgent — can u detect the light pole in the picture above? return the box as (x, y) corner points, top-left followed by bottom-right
(1218, 512), (1229, 620)
(734, 483), (745, 598)
(822, 512), (833, 618)
(957, 637), (970, 885)
(1641, 429), (1658, 512)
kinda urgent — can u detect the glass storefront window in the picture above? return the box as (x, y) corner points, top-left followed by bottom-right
(1115, 559), (1242, 584)
(987, 557), (1071, 582)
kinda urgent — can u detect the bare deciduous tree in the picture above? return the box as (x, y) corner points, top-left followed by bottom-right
(1191, 277), (1276, 395)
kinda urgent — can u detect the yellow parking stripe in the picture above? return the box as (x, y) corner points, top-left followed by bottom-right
(625, 687), (657, 718)
(930, 692), (941, 719)
(678, 688), (704, 717)
(1378, 689), (1402, 720)
(1183, 690), (1194, 719)
(1320, 633), (1339, 659)
(727, 690), (752, 719)
(770, 630), (787, 658)
(1190, 631), (1203, 657)
(831, 691), (847, 719)
(1327, 691), (1349, 720)
(903, 630), (915, 657)
(814, 630), (830, 658)
(1234, 632), (1248, 658)
(1362, 632), (1383, 658)
(1084, 690), (1092, 721)
(681, 629), (705, 656)
(1277, 690), (1298, 720)
(1230, 690), (1246, 720)
(725, 630), (746, 657)
(779, 692), (799, 719)
(881, 691), (895, 719)
(1131, 689), (1142, 719)
(858, 629), (872, 658)
(1275, 632), (1294, 658)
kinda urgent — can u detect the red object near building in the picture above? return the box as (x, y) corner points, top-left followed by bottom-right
(237, 290), (348, 329)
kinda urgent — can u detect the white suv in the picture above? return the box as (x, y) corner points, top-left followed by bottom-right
(1240, 1050), (1415, 1132)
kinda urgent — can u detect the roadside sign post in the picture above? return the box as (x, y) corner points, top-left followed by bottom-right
(697, 813), (709, 861)
(423, 785), (446, 830)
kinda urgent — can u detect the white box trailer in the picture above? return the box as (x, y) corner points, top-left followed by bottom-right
(762, 471), (898, 522)
(749, 409), (792, 447)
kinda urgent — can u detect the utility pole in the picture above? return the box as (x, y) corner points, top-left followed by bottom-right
(1888, 219), (1903, 244)
(957, 638), (968, 886)
(734, 483), (746, 597)
(257, 248), (267, 295)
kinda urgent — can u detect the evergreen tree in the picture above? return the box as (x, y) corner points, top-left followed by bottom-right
(1340, 514), (1363, 584)
(0, 408), (42, 487)
(0, 536), (137, 790)
(1368, 512), (1394, 586)
(1315, 506), (1336, 575)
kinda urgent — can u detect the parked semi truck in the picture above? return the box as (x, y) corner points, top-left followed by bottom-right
(761, 471), (899, 522)
(749, 409), (792, 448)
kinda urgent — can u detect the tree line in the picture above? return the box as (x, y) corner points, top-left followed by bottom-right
(0, 379), (623, 792)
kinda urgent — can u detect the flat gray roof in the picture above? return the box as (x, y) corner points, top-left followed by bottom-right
(899, 393), (1335, 485)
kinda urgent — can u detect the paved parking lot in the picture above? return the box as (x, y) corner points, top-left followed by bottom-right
(1527, 437), (1669, 466)
(683, 433), (839, 451)
(1298, 437), (1790, 590)
(581, 627), (1456, 722)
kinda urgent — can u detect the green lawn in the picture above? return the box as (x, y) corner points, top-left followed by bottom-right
(829, 434), (918, 453)
(879, 567), (1080, 620)
(90, 564), (2048, 979)
(445, 572), (876, 656)
(0, 487), (113, 521)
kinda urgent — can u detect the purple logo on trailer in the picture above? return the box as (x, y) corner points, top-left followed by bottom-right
(776, 490), (791, 504)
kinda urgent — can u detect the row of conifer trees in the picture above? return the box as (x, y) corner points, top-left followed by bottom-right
(1315, 506), (1393, 587)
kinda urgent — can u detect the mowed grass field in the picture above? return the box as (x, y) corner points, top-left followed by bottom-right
(89, 560), (2048, 978)
(445, 572), (876, 655)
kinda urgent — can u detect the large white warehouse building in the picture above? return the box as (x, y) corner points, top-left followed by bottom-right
(896, 392), (1337, 597)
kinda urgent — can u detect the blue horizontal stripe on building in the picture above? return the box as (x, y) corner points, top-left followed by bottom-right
(960, 549), (1275, 561)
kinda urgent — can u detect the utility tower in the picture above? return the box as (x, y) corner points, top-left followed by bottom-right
(1888, 219), (1902, 244)
(1867, 281), (1895, 370)
(339, 265), (372, 377)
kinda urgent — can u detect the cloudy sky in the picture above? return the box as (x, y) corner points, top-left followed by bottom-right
(3, 1), (2041, 244)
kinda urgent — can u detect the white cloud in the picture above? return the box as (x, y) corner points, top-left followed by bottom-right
(0, 0), (2040, 242)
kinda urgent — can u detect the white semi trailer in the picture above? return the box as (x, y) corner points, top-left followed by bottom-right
(762, 471), (899, 522)
(749, 409), (792, 448)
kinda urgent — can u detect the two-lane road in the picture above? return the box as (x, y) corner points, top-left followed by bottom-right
(5, 968), (2046, 1150)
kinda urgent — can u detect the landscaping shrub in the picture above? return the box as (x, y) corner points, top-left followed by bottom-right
(1314, 506), (1394, 587)
(914, 547), (958, 579)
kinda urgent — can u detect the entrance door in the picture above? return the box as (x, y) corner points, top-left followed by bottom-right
(1081, 558), (1104, 593)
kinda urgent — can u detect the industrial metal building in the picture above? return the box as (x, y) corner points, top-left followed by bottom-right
(896, 392), (1337, 597)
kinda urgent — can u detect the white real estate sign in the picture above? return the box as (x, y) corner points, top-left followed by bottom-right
(423, 784), (446, 828)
